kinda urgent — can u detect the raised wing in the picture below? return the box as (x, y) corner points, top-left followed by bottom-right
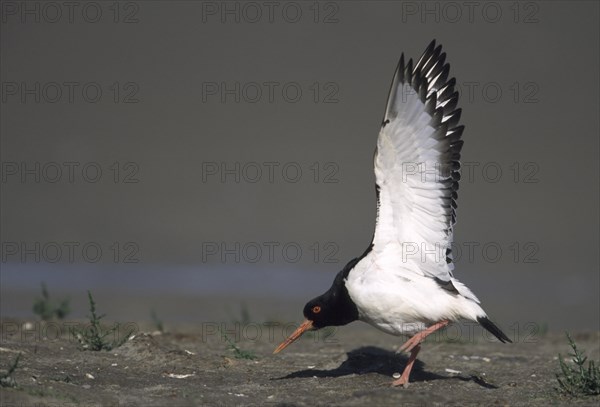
(372, 40), (468, 294)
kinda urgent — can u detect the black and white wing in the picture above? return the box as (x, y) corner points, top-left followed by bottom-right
(372, 40), (477, 301)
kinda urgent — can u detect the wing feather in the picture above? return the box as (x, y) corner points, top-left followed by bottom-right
(373, 40), (474, 300)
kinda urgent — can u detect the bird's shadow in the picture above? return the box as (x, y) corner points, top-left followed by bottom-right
(273, 346), (497, 388)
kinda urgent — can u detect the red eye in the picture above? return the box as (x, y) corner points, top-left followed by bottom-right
(312, 305), (321, 314)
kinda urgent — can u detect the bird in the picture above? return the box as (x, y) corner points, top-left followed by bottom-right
(273, 40), (512, 387)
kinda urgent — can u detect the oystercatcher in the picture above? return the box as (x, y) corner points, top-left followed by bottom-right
(273, 40), (511, 386)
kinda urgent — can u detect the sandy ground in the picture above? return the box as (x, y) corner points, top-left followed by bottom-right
(1, 318), (599, 407)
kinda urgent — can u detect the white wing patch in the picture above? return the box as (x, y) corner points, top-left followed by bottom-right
(371, 41), (478, 303)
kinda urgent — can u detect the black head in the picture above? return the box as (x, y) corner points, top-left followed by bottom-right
(273, 256), (364, 354)
(302, 271), (359, 329)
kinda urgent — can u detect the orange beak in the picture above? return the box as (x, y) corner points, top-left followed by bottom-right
(273, 320), (314, 354)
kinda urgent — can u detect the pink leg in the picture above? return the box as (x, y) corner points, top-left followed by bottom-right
(399, 320), (449, 353)
(392, 320), (450, 387)
(391, 344), (421, 387)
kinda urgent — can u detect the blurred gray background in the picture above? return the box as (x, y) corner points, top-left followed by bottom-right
(1, 1), (598, 332)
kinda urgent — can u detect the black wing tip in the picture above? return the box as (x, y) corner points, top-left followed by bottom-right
(389, 40), (449, 110)
(423, 39), (437, 58)
(405, 58), (414, 83)
(416, 40), (436, 66)
(477, 317), (513, 343)
(384, 40), (464, 157)
(398, 53), (405, 83)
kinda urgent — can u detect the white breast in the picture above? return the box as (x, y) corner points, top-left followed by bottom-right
(345, 248), (485, 336)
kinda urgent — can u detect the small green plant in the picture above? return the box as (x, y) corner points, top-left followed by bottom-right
(0, 353), (22, 388)
(150, 309), (164, 333)
(219, 329), (257, 360)
(72, 291), (133, 351)
(32, 282), (70, 320)
(556, 332), (600, 397)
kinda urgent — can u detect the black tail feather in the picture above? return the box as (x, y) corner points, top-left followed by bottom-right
(477, 316), (512, 343)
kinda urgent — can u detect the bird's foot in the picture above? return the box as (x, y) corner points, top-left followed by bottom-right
(391, 375), (410, 387)
(391, 343), (421, 388)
